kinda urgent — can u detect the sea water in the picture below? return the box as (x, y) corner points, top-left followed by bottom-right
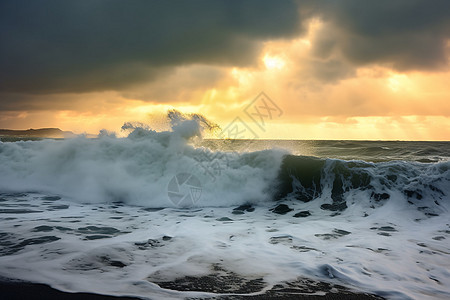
(0, 121), (449, 299)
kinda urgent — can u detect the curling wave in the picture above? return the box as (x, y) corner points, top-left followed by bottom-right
(275, 155), (449, 217)
(0, 117), (448, 214)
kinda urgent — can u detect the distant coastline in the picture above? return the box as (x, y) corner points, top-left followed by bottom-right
(0, 128), (75, 139)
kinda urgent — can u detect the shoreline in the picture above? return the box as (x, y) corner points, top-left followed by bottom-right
(0, 277), (385, 300)
(0, 280), (137, 300)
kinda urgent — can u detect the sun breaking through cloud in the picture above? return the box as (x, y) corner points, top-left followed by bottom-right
(0, 0), (449, 140)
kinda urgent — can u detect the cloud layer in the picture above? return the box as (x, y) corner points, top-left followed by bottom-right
(2, 1), (449, 95)
(312, 0), (450, 71)
(0, 1), (449, 140)
(0, 0), (304, 93)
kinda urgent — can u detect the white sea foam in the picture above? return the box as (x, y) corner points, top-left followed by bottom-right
(0, 192), (449, 299)
(0, 120), (286, 208)
(0, 117), (449, 299)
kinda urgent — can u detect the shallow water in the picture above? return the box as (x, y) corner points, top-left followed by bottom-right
(0, 191), (449, 299)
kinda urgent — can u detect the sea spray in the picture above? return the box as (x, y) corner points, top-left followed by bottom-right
(0, 113), (285, 207)
(0, 128), (449, 299)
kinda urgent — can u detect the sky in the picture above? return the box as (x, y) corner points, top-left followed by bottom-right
(1, 0), (449, 140)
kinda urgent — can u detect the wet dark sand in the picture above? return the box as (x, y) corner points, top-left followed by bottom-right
(0, 280), (137, 300)
(1, 276), (385, 300)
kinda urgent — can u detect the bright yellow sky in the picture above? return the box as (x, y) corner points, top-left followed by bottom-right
(1, 12), (449, 140)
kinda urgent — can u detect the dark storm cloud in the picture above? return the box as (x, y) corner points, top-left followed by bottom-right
(303, 58), (355, 83)
(0, 92), (95, 112)
(1, 0), (450, 98)
(0, 0), (304, 94)
(312, 0), (450, 71)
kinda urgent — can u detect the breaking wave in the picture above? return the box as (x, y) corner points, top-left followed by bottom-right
(0, 114), (448, 216)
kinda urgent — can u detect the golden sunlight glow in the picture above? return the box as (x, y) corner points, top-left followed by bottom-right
(231, 67), (252, 85)
(2, 17), (449, 141)
(263, 54), (286, 70)
(387, 74), (410, 92)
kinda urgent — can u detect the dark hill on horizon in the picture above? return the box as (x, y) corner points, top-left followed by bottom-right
(0, 128), (75, 138)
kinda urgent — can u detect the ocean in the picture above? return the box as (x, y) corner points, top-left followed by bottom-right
(0, 122), (449, 299)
